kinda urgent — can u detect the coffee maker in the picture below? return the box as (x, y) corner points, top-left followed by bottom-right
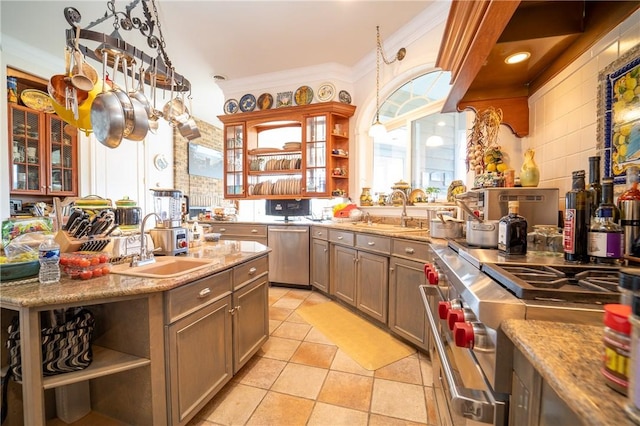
(148, 189), (188, 255)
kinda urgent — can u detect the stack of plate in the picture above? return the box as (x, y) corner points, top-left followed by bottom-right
(283, 142), (301, 150)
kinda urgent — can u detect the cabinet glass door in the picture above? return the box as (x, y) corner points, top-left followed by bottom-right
(305, 115), (327, 196)
(48, 115), (75, 194)
(10, 106), (43, 193)
(225, 124), (245, 197)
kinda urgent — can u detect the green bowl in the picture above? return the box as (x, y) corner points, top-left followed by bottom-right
(0, 260), (40, 281)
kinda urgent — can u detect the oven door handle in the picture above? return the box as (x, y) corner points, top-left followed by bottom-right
(419, 285), (500, 424)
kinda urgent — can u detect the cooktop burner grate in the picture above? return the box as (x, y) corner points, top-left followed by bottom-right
(481, 263), (620, 304)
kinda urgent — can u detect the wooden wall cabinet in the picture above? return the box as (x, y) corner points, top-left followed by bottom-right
(218, 102), (356, 199)
(8, 104), (78, 196)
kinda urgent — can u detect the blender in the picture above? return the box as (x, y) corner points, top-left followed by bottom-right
(148, 189), (188, 255)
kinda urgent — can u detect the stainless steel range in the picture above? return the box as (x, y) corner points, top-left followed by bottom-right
(420, 240), (620, 426)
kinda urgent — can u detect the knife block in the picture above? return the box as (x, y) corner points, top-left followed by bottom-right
(55, 231), (111, 253)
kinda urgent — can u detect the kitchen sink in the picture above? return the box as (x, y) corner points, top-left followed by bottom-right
(111, 256), (216, 278)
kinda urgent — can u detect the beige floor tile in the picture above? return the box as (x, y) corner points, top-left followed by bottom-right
(268, 286), (290, 299)
(269, 306), (293, 321)
(290, 341), (338, 369)
(271, 363), (328, 399)
(424, 385), (439, 426)
(271, 320), (312, 340)
(286, 311), (308, 324)
(196, 382), (266, 425)
(282, 288), (310, 300)
(375, 355), (423, 385)
(304, 327), (335, 345)
(419, 356), (433, 387)
(272, 295), (306, 310)
(257, 336), (301, 361)
(246, 391), (314, 426)
(370, 378), (428, 423)
(368, 413), (427, 425)
(317, 370), (373, 412)
(330, 349), (374, 377)
(268, 319), (282, 335)
(307, 402), (369, 426)
(233, 356), (287, 389)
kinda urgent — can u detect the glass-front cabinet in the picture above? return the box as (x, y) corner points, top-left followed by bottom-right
(9, 104), (78, 196)
(218, 102), (355, 200)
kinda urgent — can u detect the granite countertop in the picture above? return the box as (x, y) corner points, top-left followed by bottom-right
(0, 240), (270, 309)
(501, 319), (635, 426)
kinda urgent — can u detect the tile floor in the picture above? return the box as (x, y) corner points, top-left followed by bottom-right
(188, 286), (439, 426)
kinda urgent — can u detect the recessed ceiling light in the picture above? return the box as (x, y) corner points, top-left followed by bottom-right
(505, 52), (530, 64)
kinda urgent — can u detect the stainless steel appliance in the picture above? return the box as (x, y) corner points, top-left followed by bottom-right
(149, 189), (188, 255)
(420, 240), (620, 425)
(458, 188), (560, 226)
(267, 225), (310, 287)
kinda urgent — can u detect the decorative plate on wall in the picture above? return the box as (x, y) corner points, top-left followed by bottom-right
(20, 89), (55, 113)
(276, 91), (293, 108)
(223, 99), (239, 114)
(294, 86), (314, 105)
(317, 82), (336, 102)
(338, 90), (352, 105)
(257, 93), (273, 110)
(239, 94), (257, 112)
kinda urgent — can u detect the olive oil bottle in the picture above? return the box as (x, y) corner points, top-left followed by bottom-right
(564, 170), (591, 263)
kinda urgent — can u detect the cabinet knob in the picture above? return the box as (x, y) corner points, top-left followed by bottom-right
(390, 267), (394, 272)
(251, 229), (258, 233)
(367, 241), (375, 246)
(323, 248), (328, 253)
(219, 228), (226, 232)
(229, 307), (236, 315)
(198, 288), (211, 298)
(405, 248), (415, 254)
(248, 267), (257, 275)
(337, 236), (343, 240)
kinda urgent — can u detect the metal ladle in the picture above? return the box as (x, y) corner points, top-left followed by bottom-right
(70, 26), (94, 92)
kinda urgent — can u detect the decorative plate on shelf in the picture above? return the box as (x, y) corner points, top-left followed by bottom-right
(294, 86), (314, 105)
(257, 93), (273, 110)
(239, 94), (257, 112)
(20, 89), (55, 113)
(276, 91), (293, 108)
(338, 90), (352, 104)
(223, 99), (239, 114)
(317, 82), (336, 102)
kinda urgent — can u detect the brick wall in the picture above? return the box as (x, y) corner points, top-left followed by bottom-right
(173, 117), (224, 208)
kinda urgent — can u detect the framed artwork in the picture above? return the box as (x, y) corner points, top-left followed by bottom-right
(188, 142), (223, 179)
(276, 91), (293, 108)
(597, 43), (640, 184)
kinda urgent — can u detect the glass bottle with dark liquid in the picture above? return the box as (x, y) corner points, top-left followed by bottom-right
(564, 170), (591, 263)
(587, 156), (602, 222)
(498, 200), (528, 255)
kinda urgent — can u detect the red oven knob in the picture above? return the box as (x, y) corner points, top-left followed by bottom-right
(428, 270), (439, 285)
(438, 301), (451, 319)
(453, 322), (474, 349)
(178, 240), (188, 248)
(423, 263), (432, 277)
(447, 309), (465, 330)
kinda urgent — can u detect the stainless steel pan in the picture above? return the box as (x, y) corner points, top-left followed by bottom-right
(90, 51), (125, 148)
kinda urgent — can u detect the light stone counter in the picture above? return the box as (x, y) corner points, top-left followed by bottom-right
(501, 319), (635, 426)
(0, 240), (270, 309)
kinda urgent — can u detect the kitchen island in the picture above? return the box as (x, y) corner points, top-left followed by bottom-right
(501, 319), (635, 426)
(0, 240), (270, 426)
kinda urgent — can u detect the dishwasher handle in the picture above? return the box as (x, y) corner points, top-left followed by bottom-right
(268, 228), (309, 233)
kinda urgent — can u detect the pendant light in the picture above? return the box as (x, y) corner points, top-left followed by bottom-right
(368, 26), (406, 139)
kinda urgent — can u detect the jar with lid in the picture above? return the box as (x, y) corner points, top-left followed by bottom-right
(602, 303), (631, 395)
(360, 187), (373, 206)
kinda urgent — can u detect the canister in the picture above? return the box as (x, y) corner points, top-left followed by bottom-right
(602, 303), (631, 395)
(620, 268), (640, 306)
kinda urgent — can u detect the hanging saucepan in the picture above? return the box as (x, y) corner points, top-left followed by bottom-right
(90, 51), (125, 148)
(119, 58), (148, 141)
(178, 95), (201, 140)
(163, 72), (190, 127)
(48, 47), (89, 107)
(129, 64), (151, 118)
(147, 59), (162, 134)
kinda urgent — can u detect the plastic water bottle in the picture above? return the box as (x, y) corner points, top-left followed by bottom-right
(39, 235), (60, 284)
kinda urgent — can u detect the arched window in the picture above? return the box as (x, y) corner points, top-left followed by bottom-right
(372, 71), (467, 198)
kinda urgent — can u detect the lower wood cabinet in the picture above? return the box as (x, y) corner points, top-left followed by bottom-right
(332, 244), (357, 306)
(311, 238), (330, 293)
(232, 274), (269, 373)
(388, 256), (430, 350)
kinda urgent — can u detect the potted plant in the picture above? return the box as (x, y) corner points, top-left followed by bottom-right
(425, 187), (440, 202)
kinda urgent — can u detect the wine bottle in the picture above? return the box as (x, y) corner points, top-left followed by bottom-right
(564, 170), (591, 263)
(588, 177), (623, 264)
(587, 156), (602, 223)
(498, 201), (528, 255)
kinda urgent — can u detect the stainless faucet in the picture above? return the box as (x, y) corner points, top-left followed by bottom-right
(131, 213), (161, 267)
(391, 189), (409, 227)
(362, 211), (372, 225)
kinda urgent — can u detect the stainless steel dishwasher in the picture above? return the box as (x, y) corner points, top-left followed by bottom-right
(267, 225), (310, 287)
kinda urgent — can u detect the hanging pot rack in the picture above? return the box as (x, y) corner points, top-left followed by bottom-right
(63, 1), (190, 92)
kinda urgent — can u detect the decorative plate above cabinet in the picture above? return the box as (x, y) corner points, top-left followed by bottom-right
(218, 101), (356, 200)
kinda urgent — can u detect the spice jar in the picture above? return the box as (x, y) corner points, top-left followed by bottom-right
(602, 303), (631, 395)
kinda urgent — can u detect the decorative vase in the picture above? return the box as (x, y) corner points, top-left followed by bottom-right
(520, 148), (540, 187)
(360, 187), (373, 206)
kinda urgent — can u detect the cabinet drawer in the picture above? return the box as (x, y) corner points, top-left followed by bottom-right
(165, 270), (232, 323)
(328, 229), (354, 246)
(355, 233), (390, 254)
(391, 238), (430, 262)
(209, 224), (268, 237)
(233, 255), (268, 290)
(311, 226), (329, 240)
